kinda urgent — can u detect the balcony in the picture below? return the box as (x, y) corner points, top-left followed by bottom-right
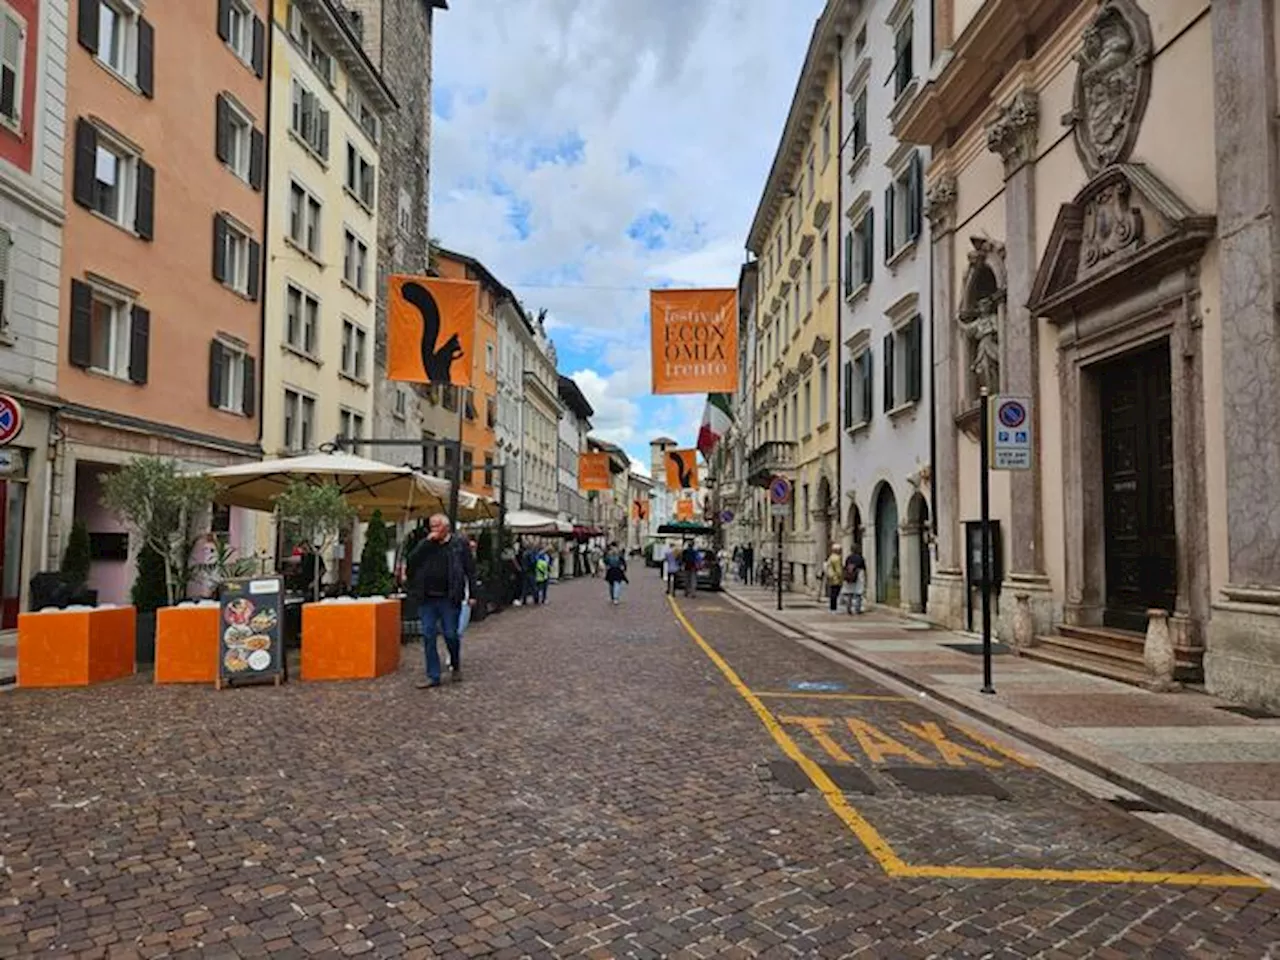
(748, 440), (797, 487)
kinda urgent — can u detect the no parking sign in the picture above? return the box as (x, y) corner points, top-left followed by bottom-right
(0, 394), (24, 446)
(990, 396), (1031, 470)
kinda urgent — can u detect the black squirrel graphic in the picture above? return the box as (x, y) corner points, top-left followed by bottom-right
(669, 451), (695, 489)
(401, 281), (463, 383)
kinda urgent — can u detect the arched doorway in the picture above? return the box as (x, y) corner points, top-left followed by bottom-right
(874, 484), (900, 606)
(905, 492), (931, 613)
(847, 503), (863, 552)
(815, 476), (832, 561)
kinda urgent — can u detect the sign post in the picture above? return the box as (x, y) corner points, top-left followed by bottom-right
(979, 390), (995, 695)
(768, 476), (792, 612)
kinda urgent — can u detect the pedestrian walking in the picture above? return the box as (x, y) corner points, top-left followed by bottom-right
(840, 546), (867, 615)
(521, 542), (540, 605)
(603, 542), (628, 604)
(825, 545), (844, 612)
(406, 513), (477, 689)
(681, 539), (699, 599)
(664, 540), (680, 594)
(535, 547), (551, 604)
(742, 544), (755, 585)
(653, 540), (668, 581)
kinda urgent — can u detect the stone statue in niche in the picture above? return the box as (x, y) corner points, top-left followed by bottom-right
(1062, 0), (1153, 175)
(1081, 176), (1145, 271)
(957, 238), (1007, 397)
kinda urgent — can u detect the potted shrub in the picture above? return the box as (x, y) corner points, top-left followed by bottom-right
(355, 510), (395, 597)
(130, 544), (168, 663)
(60, 519), (97, 607)
(275, 480), (356, 602)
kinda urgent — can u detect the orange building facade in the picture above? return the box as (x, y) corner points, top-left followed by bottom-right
(436, 249), (506, 499)
(54, 0), (270, 602)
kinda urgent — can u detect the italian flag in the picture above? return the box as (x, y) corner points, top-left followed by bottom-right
(697, 392), (734, 458)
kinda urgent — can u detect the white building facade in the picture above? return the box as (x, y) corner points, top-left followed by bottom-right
(494, 297), (527, 504)
(556, 374), (592, 525)
(838, 0), (933, 613)
(520, 315), (560, 516)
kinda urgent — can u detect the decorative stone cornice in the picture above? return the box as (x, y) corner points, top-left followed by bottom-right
(798, 351), (814, 373)
(924, 176), (958, 233)
(811, 334), (831, 359)
(985, 90), (1039, 176)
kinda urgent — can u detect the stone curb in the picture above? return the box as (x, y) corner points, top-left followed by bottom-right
(722, 586), (1280, 865)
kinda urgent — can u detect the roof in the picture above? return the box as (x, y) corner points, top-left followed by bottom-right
(557, 375), (595, 420)
(297, 0), (398, 113)
(436, 246), (536, 336)
(745, 0), (856, 254)
(649, 436), (677, 446)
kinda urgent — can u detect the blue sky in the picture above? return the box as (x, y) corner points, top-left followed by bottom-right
(429, 0), (826, 472)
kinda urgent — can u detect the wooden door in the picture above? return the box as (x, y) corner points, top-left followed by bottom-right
(1100, 343), (1177, 631)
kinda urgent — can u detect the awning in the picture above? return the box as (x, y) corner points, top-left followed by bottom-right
(505, 509), (574, 535)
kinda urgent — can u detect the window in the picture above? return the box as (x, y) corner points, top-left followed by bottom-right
(806, 149), (816, 205)
(442, 384), (458, 412)
(343, 229), (368, 292)
(804, 261), (813, 316)
(803, 380), (812, 436)
(818, 362), (829, 425)
(792, 284), (800, 330)
(845, 207), (875, 295)
(290, 79), (329, 158)
(483, 455), (494, 487)
(285, 283), (319, 355)
(893, 13), (914, 99)
(208, 340), (254, 416)
(398, 187), (412, 235)
(216, 94), (263, 189)
(89, 291), (131, 378)
(394, 388), (407, 420)
(486, 395), (497, 428)
(854, 23), (867, 57)
(885, 314), (924, 411)
(884, 152), (923, 260)
(461, 449), (474, 486)
(346, 143), (376, 209)
(97, 1), (133, 79)
(215, 216), (251, 295)
(851, 87), (868, 158)
(69, 279), (147, 382)
(0, 10), (25, 126)
(225, 0), (252, 63)
(339, 408), (365, 441)
(341, 318), (367, 380)
(346, 86), (380, 144)
(91, 140), (135, 227)
(821, 108), (831, 167)
(820, 232), (830, 290)
(283, 389), (315, 451)
(843, 347), (874, 429)
(786, 208), (794, 250)
(803, 484), (810, 531)
(791, 398), (798, 441)
(288, 180), (322, 255)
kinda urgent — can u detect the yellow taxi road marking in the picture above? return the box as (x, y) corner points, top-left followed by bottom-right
(669, 596), (1268, 888)
(752, 691), (910, 702)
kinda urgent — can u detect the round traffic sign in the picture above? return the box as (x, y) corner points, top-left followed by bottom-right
(0, 394), (24, 446)
(719, 509), (734, 524)
(997, 399), (1026, 429)
(768, 475), (792, 504)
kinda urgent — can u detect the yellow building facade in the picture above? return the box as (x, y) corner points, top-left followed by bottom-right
(746, 4), (851, 587)
(261, 0), (395, 464)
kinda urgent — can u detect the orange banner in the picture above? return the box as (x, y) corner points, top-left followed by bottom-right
(579, 452), (612, 492)
(631, 498), (650, 521)
(650, 288), (739, 395)
(387, 276), (477, 386)
(676, 499), (695, 521)
(665, 449), (699, 490)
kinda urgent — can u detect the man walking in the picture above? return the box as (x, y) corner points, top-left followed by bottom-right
(841, 545), (867, 615)
(825, 544), (844, 612)
(407, 513), (477, 688)
(681, 539), (699, 599)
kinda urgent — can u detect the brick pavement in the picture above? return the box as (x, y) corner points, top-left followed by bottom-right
(1, 575), (1279, 958)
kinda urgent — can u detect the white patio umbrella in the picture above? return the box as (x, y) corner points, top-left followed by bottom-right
(504, 509), (574, 535)
(203, 451), (493, 522)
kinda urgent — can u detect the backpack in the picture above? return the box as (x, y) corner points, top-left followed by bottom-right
(843, 556), (862, 583)
(535, 557), (549, 581)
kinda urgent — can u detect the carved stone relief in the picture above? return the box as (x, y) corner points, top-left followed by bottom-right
(925, 176), (958, 233)
(1061, 0), (1153, 176)
(957, 237), (1008, 400)
(985, 90), (1039, 175)
(1081, 176), (1145, 274)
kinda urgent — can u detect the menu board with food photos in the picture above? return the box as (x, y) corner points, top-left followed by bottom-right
(217, 576), (285, 688)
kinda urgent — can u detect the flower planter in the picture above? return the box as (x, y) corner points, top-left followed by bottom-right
(302, 598), (401, 681)
(18, 605), (135, 687)
(154, 603), (220, 684)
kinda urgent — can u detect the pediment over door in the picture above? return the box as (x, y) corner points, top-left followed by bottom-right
(1029, 164), (1216, 323)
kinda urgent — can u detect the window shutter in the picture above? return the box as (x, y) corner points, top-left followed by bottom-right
(69, 278), (92, 368)
(77, 0), (100, 53)
(862, 349), (873, 422)
(883, 187), (894, 262)
(843, 231), (853, 296)
(217, 0), (232, 42)
(137, 18), (154, 98)
(212, 214), (227, 282)
(908, 151), (923, 242)
(129, 306), (150, 384)
(863, 209), (875, 284)
(135, 160), (155, 240)
(908, 316), (923, 402)
(318, 108), (330, 159)
(208, 340), (224, 407)
(72, 118), (97, 209)
(215, 95), (230, 164)
(252, 16), (266, 77)
(843, 360), (853, 429)
(246, 239), (261, 301)
(249, 127), (265, 190)
(242, 354), (256, 417)
(883, 333), (895, 411)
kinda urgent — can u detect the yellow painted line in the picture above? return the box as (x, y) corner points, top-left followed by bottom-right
(753, 691), (910, 702)
(669, 596), (1267, 889)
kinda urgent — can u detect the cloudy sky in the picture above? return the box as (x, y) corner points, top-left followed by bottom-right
(430, 0), (825, 471)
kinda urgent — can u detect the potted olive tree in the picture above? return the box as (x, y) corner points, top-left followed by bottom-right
(100, 457), (217, 663)
(275, 480), (356, 601)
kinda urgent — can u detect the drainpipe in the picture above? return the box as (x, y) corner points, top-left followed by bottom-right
(255, 7), (275, 452)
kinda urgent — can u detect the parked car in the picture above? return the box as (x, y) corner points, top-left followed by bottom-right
(673, 546), (722, 592)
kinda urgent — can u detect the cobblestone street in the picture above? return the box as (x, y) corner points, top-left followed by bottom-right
(3, 574), (1280, 958)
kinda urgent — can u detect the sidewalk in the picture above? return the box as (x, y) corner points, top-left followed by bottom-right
(724, 581), (1280, 860)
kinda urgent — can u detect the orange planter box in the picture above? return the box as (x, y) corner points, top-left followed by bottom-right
(155, 605), (221, 684)
(301, 598), (401, 681)
(18, 606), (136, 688)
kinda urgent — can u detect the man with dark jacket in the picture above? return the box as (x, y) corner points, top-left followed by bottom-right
(406, 513), (477, 688)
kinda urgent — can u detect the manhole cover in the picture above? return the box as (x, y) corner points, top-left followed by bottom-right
(1109, 797), (1163, 814)
(942, 642), (1012, 656)
(1215, 704), (1280, 720)
(764, 760), (875, 794)
(886, 767), (1010, 800)
(788, 680), (848, 693)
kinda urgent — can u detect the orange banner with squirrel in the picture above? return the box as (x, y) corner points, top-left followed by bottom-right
(578, 452), (612, 492)
(665, 449), (699, 490)
(676, 499), (695, 521)
(387, 276), (476, 387)
(650, 288), (739, 394)
(631, 498), (650, 521)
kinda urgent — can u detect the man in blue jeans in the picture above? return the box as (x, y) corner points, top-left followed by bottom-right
(406, 513), (477, 689)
